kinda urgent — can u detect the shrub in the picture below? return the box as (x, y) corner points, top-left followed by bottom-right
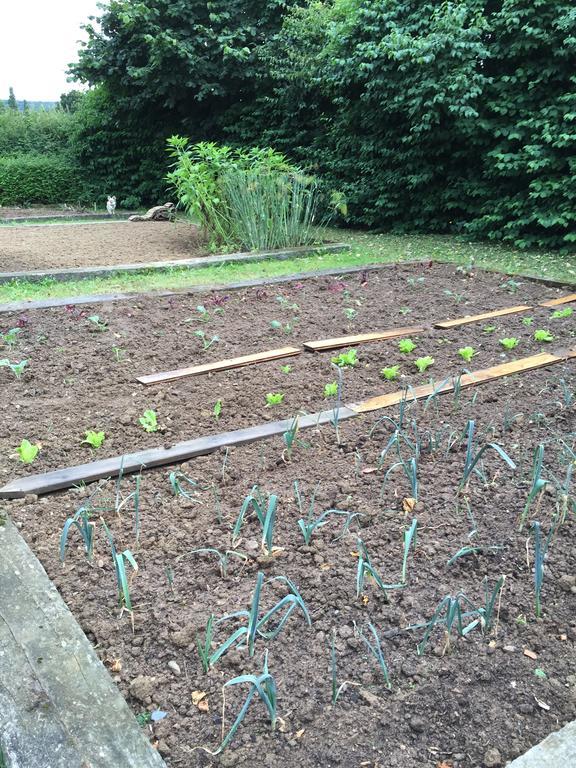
(167, 137), (334, 251)
(0, 154), (83, 205)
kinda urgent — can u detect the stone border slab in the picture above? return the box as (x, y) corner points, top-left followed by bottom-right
(507, 719), (576, 766)
(0, 517), (166, 768)
(0, 243), (350, 284)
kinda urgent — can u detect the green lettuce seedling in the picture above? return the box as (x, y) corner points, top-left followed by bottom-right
(331, 349), (358, 368)
(324, 381), (338, 398)
(83, 430), (106, 449)
(521, 316), (534, 327)
(551, 307), (573, 319)
(0, 359), (28, 378)
(265, 393), (284, 406)
(380, 365), (400, 381)
(482, 325), (496, 334)
(87, 315), (108, 332)
(499, 337), (519, 350)
(213, 399), (223, 420)
(398, 338), (416, 354)
(16, 439), (40, 464)
(280, 364), (293, 374)
(0, 328), (20, 347)
(458, 346), (476, 363)
(414, 356), (434, 373)
(534, 329), (554, 343)
(139, 409), (159, 432)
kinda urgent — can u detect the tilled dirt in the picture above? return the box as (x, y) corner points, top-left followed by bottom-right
(0, 219), (206, 271)
(1, 262), (575, 768)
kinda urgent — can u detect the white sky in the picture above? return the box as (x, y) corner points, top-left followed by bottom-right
(0, 0), (102, 102)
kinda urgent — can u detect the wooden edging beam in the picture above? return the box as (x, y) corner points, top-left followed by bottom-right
(303, 326), (425, 352)
(433, 305), (533, 329)
(539, 293), (576, 307)
(0, 408), (357, 498)
(137, 346), (301, 385)
(349, 349), (576, 414)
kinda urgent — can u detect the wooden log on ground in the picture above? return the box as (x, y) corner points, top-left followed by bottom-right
(137, 346), (301, 385)
(349, 349), (576, 413)
(434, 305), (532, 329)
(0, 408), (357, 498)
(303, 326), (425, 352)
(539, 294), (576, 307)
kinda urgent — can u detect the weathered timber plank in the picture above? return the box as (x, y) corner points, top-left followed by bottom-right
(539, 293), (576, 307)
(0, 518), (166, 768)
(433, 305), (533, 329)
(137, 346), (301, 385)
(0, 408), (357, 498)
(304, 326), (425, 352)
(349, 350), (576, 414)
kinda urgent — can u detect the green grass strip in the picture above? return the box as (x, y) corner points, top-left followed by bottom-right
(0, 230), (574, 305)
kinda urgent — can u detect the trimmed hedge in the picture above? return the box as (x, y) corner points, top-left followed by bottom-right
(0, 154), (83, 205)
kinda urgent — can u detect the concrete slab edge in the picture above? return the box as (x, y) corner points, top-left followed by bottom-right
(506, 719), (576, 766)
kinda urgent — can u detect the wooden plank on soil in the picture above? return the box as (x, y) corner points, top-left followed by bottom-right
(0, 407), (358, 498)
(303, 326), (425, 352)
(539, 293), (576, 307)
(434, 305), (533, 329)
(137, 346), (301, 385)
(349, 350), (576, 414)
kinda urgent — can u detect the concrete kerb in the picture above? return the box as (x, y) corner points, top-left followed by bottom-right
(506, 720), (576, 766)
(0, 242), (350, 284)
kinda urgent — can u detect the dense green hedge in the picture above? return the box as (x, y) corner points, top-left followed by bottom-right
(0, 155), (83, 205)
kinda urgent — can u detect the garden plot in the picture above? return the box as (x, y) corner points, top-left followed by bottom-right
(0, 219), (206, 271)
(0, 262), (575, 767)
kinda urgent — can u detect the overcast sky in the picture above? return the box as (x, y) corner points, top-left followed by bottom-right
(0, 0), (101, 102)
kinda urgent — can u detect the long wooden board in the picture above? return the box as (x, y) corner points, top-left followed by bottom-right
(303, 326), (425, 352)
(539, 293), (576, 307)
(0, 407), (357, 498)
(137, 346), (301, 385)
(349, 350), (576, 414)
(434, 305), (532, 329)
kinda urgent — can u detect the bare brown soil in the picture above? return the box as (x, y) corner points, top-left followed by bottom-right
(0, 220), (206, 271)
(0, 263), (575, 768)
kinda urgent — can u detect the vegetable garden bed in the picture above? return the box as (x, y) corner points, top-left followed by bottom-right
(0, 261), (575, 768)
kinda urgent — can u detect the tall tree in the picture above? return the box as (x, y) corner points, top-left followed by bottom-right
(7, 87), (18, 111)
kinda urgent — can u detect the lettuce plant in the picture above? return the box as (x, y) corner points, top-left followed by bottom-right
(414, 356), (434, 373)
(139, 409), (159, 432)
(324, 381), (338, 398)
(265, 392), (284, 406)
(16, 439), (40, 464)
(83, 430), (106, 449)
(534, 329), (554, 343)
(458, 346), (476, 363)
(380, 365), (400, 381)
(499, 337), (519, 350)
(398, 338), (416, 354)
(331, 349), (358, 368)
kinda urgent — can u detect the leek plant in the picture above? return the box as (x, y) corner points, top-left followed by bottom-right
(518, 444), (547, 531)
(201, 572), (311, 668)
(356, 522), (417, 598)
(205, 651), (277, 755)
(294, 481), (349, 544)
(530, 522), (553, 618)
(458, 420), (516, 492)
(232, 486), (278, 554)
(60, 506), (95, 562)
(183, 548), (248, 578)
(101, 520), (138, 613)
(354, 621), (392, 689)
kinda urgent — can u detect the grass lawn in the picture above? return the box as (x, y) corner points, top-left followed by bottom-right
(1, 229), (574, 305)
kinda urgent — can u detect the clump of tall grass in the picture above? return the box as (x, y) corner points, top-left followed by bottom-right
(167, 137), (343, 251)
